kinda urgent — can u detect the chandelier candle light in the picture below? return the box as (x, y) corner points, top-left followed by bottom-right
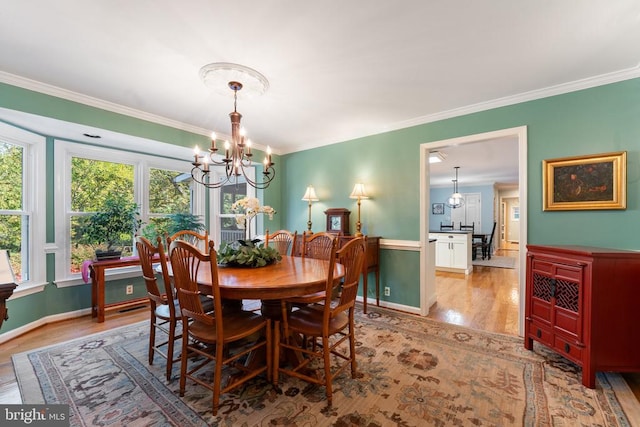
(301, 185), (319, 232)
(349, 183), (369, 237)
(191, 72), (274, 189)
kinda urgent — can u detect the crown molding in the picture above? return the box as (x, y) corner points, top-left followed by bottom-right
(3, 65), (640, 157)
(0, 71), (279, 155)
(283, 64), (640, 154)
(0, 71), (210, 133)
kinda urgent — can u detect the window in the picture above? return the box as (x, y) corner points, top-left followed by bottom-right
(145, 167), (194, 238)
(210, 168), (256, 245)
(0, 122), (46, 291)
(69, 157), (136, 273)
(0, 141), (27, 279)
(219, 182), (248, 243)
(54, 140), (202, 285)
(511, 206), (520, 221)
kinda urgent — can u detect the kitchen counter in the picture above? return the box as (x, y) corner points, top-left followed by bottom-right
(428, 231), (473, 274)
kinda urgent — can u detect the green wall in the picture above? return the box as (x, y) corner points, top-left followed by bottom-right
(281, 78), (640, 307)
(2, 78), (640, 335)
(283, 79), (640, 246)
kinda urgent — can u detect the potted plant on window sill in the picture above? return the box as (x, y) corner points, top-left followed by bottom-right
(78, 195), (143, 261)
(141, 212), (206, 247)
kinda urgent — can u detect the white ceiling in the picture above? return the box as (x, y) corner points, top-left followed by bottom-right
(1, 1), (639, 186)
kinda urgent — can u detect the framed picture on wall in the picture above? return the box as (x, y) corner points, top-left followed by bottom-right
(543, 151), (626, 211)
(432, 203), (445, 215)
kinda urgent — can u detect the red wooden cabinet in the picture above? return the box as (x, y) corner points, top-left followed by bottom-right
(525, 245), (640, 388)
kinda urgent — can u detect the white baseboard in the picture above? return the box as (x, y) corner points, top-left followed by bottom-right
(0, 308), (91, 345)
(357, 296), (420, 316)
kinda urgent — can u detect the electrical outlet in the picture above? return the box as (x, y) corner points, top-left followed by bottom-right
(126, 284), (133, 295)
(384, 286), (390, 296)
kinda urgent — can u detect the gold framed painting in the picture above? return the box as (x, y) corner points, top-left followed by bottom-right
(543, 151), (626, 211)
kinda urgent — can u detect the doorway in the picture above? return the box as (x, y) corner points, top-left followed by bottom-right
(419, 126), (527, 335)
(500, 196), (520, 251)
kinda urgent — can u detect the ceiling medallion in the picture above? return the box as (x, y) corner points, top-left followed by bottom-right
(199, 62), (269, 97)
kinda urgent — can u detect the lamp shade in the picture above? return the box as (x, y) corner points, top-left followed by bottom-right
(349, 183), (369, 199)
(301, 185), (319, 202)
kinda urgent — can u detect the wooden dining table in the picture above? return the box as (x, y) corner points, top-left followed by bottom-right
(195, 255), (345, 319)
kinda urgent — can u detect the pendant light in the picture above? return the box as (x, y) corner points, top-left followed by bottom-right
(446, 166), (464, 209)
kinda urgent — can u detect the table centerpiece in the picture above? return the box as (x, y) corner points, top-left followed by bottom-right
(217, 197), (280, 267)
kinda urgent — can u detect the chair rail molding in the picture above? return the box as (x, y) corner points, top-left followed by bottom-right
(380, 239), (420, 251)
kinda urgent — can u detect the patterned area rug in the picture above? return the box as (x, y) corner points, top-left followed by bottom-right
(472, 255), (517, 269)
(13, 307), (638, 426)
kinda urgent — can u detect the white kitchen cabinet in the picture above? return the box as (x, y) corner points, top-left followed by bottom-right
(428, 232), (472, 274)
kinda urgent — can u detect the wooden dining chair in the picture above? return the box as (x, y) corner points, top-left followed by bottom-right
(135, 235), (181, 381)
(440, 222), (454, 231)
(291, 230), (306, 257)
(265, 229), (296, 256)
(169, 239), (272, 416)
(274, 237), (366, 405)
(167, 229), (210, 253)
(167, 230), (217, 308)
(285, 232), (338, 306)
(480, 221), (497, 260)
(460, 223), (474, 232)
(301, 231), (336, 260)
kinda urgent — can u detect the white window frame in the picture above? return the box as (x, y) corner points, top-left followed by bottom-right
(54, 140), (201, 287)
(142, 161), (206, 232)
(0, 121), (47, 298)
(209, 168), (257, 243)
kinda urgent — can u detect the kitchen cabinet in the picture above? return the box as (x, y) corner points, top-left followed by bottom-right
(428, 232), (472, 274)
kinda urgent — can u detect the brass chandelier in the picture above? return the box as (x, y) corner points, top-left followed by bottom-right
(191, 72), (274, 189)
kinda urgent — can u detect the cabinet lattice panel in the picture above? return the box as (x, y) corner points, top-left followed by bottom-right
(532, 273), (579, 312)
(532, 273), (553, 301)
(555, 280), (579, 312)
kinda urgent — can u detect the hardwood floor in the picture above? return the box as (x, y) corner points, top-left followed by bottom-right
(426, 248), (640, 402)
(1, 250), (639, 404)
(427, 249), (520, 336)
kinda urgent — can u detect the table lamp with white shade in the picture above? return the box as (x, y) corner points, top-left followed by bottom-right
(349, 183), (369, 236)
(301, 185), (319, 232)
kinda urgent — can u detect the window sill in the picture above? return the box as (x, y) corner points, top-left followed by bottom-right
(8, 281), (48, 300)
(55, 266), (142, 288)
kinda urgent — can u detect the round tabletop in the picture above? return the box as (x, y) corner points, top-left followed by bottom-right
(197, 255), (345, 301)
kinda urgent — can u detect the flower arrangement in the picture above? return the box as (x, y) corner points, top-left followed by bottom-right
(217, 197), (280, 267)
(232, 196), (276, 224)
(232, 197), (276, 238)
